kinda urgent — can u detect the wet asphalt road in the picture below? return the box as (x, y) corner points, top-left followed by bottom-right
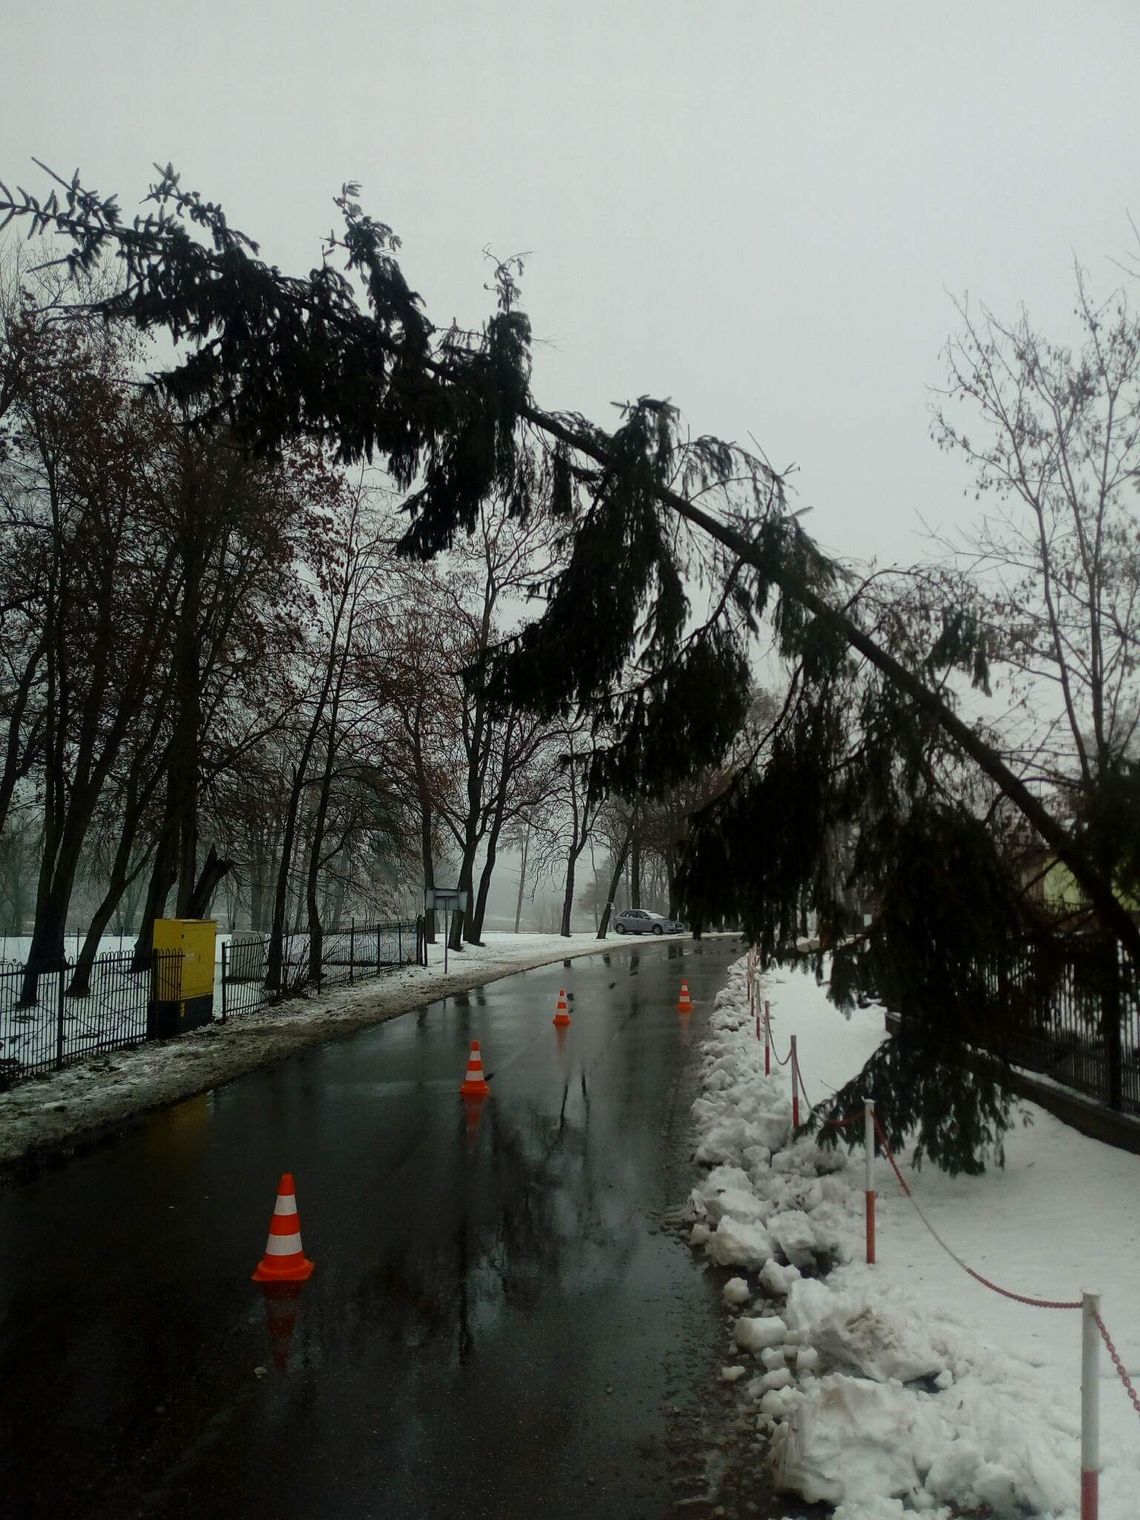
(0, 937), (768, 1520)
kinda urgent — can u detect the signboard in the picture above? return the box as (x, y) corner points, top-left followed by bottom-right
(424, 887), (468, 972)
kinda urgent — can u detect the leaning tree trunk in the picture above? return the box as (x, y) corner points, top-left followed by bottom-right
(69, 847), (153, 995)
(132, 818), (178, 967)
(596, 829), (632, 940)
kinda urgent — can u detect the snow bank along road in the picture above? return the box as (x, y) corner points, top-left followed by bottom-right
(687, 955), (1140, 1520)
(0, 931), (711, 1177)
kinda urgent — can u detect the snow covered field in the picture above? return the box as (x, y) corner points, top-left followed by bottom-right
(686, 955), (1140, 1519)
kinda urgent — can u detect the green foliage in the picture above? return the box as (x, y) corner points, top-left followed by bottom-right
(813, 1027), (1013, 1176)
(4, 167), (1129, 1173)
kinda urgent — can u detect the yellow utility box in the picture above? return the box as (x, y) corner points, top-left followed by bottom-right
(148, 919), (217, 1038)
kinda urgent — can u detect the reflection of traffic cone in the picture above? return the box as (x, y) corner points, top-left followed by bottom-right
(252, 1173), (315, 1282)
(553, 988), (571, 1027)
(554, 1022), (569, 1054)
(260, 1280), (303, 1371)
(462, 1091), (487, 1144)
(677, 980), (694, 1013)
(459, 1040), (490, 1096)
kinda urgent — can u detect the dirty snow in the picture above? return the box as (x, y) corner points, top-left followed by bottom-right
(687, 956), (1140, 1519)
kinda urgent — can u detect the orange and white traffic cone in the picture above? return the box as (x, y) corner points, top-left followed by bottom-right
(459, 1039), (490, 1096)
(553, 988), (571, 1027)
(677, 980), (694, 1014)
(252, 1173), (315, 1283)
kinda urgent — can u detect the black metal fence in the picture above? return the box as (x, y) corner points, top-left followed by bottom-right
(220, 918), (423, 1019)
(977, 939), (1140, 1116)
(0, 950), (183, 1087)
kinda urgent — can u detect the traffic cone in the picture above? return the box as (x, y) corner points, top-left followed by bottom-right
(252, 1173), (315, 1282)
(459, 1040), (490, 1096)
(553, 988), (571, 1027)
(677, 979), (694, 1013)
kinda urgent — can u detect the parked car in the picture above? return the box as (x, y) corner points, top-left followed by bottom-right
(612, 908), (685, 936)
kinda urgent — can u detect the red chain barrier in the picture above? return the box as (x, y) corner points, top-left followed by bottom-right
(1096, 1313), (1140, 1423)
(870, 1111), (1082, 1311)
(797, 1059), (812, 1110)
(760, 1004), (794, 1066)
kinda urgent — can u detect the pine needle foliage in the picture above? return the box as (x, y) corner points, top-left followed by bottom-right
(4, 166), (1137, 1172)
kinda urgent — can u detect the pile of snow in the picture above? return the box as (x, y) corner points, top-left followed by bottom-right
(687, 956), (1140, 1519)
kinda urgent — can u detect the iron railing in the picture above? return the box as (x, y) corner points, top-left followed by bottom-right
(220, 918), (422, 1018)
(972, 939), (1140, 1116)
(0, 949), (183, 1087)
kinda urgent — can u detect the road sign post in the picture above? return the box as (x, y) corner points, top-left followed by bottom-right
(424, 888), (469, 975)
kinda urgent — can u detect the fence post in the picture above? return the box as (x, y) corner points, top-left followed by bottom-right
(764, 999), (771, 1077)
(1081, 1289), (1101, 1520)
(398, 921), (403, 965)
(864, 1097), (876, 1265)
(790, 1035), (799, 1129)
(55, 964), (65, 1071)
(349, 920), (355, 985)
(220, 941), (228, 1023)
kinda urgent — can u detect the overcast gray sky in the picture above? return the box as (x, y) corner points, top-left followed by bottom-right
(5, 1), (1139, 567)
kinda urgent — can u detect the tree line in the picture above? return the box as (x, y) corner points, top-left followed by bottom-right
(3, 166), (1139, 1169)
(0, 247), (730, 1000)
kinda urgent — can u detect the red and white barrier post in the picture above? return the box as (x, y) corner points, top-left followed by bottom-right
(1082, 1289), (1100, 1520)
(864, 1097), (876, 1265)
(763, 1000), (771, 1076)
(790, 1035), (800, 1129)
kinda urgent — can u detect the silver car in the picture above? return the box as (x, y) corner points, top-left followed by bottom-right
(613, 908), (685, 935)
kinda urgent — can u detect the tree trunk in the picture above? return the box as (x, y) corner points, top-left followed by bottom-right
(266, 762), (308, 991)
(513, 823), (530, 934)
(560, 846), (580, 937)
(133, 816), (178, 966)
(21, 809), (93, 1001)
(186, 846), (231, 918)
(630, 826), (642, 910)
(421, 799), (437, 945)
(18, 881), (69, 1004)
(471, 838), (496, 943)
(305, 738), (338, 988)
(596, 829), (632, 939)
(448, 851), (476, 952)
(69, 832), (154, 995)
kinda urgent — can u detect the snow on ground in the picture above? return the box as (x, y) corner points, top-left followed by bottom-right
(686, 955), (1140, 1520)
(0, 931), (679, 1174)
